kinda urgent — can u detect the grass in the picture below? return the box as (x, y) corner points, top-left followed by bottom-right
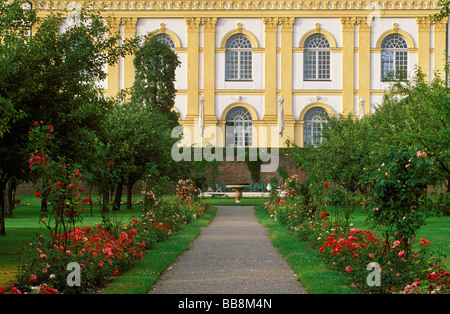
(101, 208), (217, 294)
(253, 203), (358, 294)
(0, 194), (145, 288)
(0, 193), (217, 293)
(1, 195), (449, 293)
(338, 205), (450, 268)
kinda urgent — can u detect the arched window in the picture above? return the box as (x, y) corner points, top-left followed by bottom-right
(154, 34), (176, 49)
(225, 34), (252, 81)
(381, 34), (408, 80)
(225, 107), (253, 147)
(303, 107), (329, 147)
(303, 34), (331, 80)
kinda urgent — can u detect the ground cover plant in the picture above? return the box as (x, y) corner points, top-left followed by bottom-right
(0, 176), (209, 294)
(264, 172), (449, 294)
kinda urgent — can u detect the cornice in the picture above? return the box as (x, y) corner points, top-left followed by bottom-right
(33, 1), (442, 12)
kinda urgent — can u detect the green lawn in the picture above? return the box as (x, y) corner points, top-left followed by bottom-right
(0, 194), (145, 288)
(206, 197), (450, 292)
(1, 195), (449, 292)
(101, 207), (217, 294)
(344, 206), (450, 268)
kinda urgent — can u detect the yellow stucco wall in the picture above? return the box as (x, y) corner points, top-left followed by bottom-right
(35, 0), (448, 148)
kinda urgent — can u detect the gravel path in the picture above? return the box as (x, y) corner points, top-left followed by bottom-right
(149, 206), (306, 294)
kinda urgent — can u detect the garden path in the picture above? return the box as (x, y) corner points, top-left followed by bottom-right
(149, 206), (306, 294)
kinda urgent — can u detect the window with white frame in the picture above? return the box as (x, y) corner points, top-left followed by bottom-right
(225, 34), (252, 81)
(381, 34), (408, 81)
(225, 107), (253, 147)
(154, 33), (176, 49)
(303, 107), (329, 147)
(303, 34), (331, 80)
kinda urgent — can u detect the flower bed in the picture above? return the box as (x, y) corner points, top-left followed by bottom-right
(264, 173), (449, 294)
(0, 180), (208, 294)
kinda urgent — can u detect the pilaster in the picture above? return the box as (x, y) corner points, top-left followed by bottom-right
(106, 17), (121, 97)
(122, 17), (138, 90)
(185, 17), (202, 121)
(341, 17), (356, 116)
(279, 17), (295, 146)
(433, 18), (448, 80)
(417, 17), (431, 80)
(201, 17), (217, 120)
(263, 17), (279, 121)
(357, 17), (371, 115)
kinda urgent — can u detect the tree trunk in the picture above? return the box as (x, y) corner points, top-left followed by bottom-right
(5, 178), (13, 217)
(126, 179), (135, 209)
(41, 186), (48, 212)
(0, 180), (6, 236)
(113, 180), (123, 211)
(102, 190), (109, 214)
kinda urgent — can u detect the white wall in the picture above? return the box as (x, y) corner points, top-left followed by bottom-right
(132, 16), (430, 120)
(215, 94), (264, 120)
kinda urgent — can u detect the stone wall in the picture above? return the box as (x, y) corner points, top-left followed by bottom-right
(209, 154), (307, 186)
(16, 154), (307, 194)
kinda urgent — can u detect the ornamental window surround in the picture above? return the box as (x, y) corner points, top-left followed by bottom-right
(303, 107), (329, 147)
(154, 33), (176, 49)
(303, 34), (331, 81)
(225, 34), (253, 81)
(225, 106), (253, 147)
(380, 34), (408, 81)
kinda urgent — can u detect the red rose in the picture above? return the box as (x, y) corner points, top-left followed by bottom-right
(324, 182), (329, 188)
(35, 191), (42, 198)
(114, 270), (119, 276)
(108, 162), (114, 169)
(129, 228), (137, 235)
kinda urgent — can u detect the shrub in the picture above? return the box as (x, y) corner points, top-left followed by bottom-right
(364, 147), (445, 257)
(264, 171), (448, 293)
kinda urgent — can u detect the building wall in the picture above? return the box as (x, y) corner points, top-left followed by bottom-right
(36, 0), (448, 148)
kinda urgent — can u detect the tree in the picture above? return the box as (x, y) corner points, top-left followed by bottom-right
(369, 67), (450, 190)
(93, 100), (180, 211)
(0, 2), (138, 235)
(431, 0), (450, 22)
(293, 113), (376, 195)
(131, 36), (181, 128)
(91, 36), (182, 211)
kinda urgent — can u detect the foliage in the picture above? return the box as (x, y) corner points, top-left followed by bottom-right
(132, 35), (181, 128)
(293, 114), (375, 195)
(139, 163), (170, 209)
(368, 67), (450, 189)
(2, 180), (209, 294)
(264, 173), (449, 293)
(28, 122), (90, 239)
(431, 0), (450, 22)
(186, 155), (221, 191)
(242, 149), (262, 183)
(362, 147), (447, 256)
(0, 2), (138, 234)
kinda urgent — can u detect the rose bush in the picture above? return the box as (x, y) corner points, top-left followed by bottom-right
(0, 125), (210, 294)
(264, 170), (448, 293)
(5, 181), (209, 294)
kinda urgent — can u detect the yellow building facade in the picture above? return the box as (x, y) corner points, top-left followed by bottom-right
(36, 1), (448, 148)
